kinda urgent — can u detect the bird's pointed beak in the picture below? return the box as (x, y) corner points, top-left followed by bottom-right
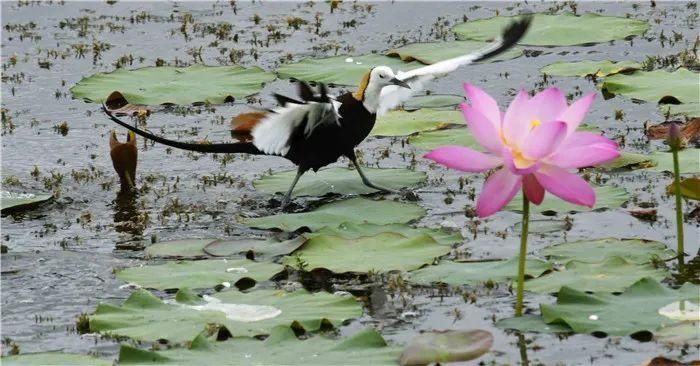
(390, 78), (410, 89)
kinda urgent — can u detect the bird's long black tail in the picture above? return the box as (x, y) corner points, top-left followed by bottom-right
(473, 15), (533, 62)
(103, 105), (263, 155)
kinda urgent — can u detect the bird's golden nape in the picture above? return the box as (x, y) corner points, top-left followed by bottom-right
(352, 69), (373, 102)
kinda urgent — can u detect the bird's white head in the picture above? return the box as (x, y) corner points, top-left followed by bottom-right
(353, 66), (410, 114)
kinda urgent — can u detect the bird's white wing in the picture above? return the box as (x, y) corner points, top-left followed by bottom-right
(377, 16), (532, 115)
(251, 99), (341, 156)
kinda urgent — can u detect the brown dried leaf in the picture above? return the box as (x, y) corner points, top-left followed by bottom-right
(645, 118), (700, 144)
(105, 91), (154, 116)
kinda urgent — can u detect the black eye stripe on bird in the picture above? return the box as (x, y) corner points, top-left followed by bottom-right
(103, 16), (532, 209)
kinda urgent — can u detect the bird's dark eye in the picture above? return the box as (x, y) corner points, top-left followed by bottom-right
(379, 74), (384, 78)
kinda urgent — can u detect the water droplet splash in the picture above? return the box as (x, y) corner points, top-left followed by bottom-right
(175, 295), (282, 322)
(226, 267), (248, 273)
(588, 314), (599, 320)
(345, 57), (353, 63)
(658, 300), (700, 321)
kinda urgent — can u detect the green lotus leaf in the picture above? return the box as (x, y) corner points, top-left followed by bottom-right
(312, 222), (463, 246)
(495, 315), (572, 334)
(654, 321), (700, 346)
(541, 238), (676, 264)
(453, 13), (649, 46)
(372, 109), (463, 137)
(408, 257), (552, 286)
(1, 191), (52, 214)
(597, 151), (654, 170)
(284, 232), (448, 273)
(668, 177), (700, 201)
(70, 64), (276, 105)
(540, 277), (699, 336)
(525, 256), (669, 293)
(144, 237), (307, 260)
(1, 353), (112, 366)
(645, 149), (700, 174)
(541, 60), (640, 77)
(90, 288), (362, 342)
(403, 94), (464, 111)
(386, 40), (522, 64)
(504, 185), (629, 214)
(242, 197), (426, 232)
(659, 103), (700, 118)
(399, 329), (493, 366)
(601, 69), (699, 107)
(253, 167), (426, 196)
(276, 54), (423, 86)
(115, 259), (284, 290)
(119, 326), (400, 365)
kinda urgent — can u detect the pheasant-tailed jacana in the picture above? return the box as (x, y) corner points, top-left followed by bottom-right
(104, 17), (532, 207)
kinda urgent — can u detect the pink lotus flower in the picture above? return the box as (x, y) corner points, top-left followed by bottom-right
(425, 84), (620, 218)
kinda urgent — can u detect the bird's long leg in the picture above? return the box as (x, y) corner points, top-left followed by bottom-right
(348, 153), (399, 194)
(281, 167), (306, 208)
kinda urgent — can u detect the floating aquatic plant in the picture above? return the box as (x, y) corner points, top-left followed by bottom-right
(424, 84), (620, 316)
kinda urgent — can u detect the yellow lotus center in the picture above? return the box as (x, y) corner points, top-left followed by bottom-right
(530, 119), (541, 129)
(511, 149), (534, 169)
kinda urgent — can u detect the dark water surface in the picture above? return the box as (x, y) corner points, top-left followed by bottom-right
(1, 1), (698, 365)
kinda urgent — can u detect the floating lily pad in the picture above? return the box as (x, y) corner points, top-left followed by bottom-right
(667, 177), (700, 201)
(597, 151), (654, 170)
(525, 256), (669, 293)
(284, 232), (448, 273)
(276, 54), (423, 86)
(541, 60), (640, 77)
(601, 69), (699, 106)
(1, 353), (112, 366)
(372, 109), (463, 137)
(654, 321), (700, 346)
(453, 13), (649, 46)
(115, 259), (284, 290)
(70, 64), (275, 105)
(254, 167), (426, 196)
(541, 238), (676, 264)
(399, 330), (493, 366)
(496, 315), (573, 334)
(504, 185), (629, 214)
(145, 237), (307, 260)
(313, 222), (463, 246)
(660, 103), (700, 118)
(90, 288), (362, 342)
(403, 94), (464, 111)
(243, 197), (426, 232)
(1, 191), (52, 214)
(119, 326), (400, 365)
(408, 128), (480, 150)
(409, 257), (552, 286)
(540, 277), (699, 336)
(386, 40), (522, 64)
(645, 149), (700, 174)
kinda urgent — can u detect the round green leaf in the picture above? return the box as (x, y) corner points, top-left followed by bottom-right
(453, 13), (649, 46)
(115, 259), (284, 290)
(119, 326), (400, 365)
(541, 238), (676, 264)
(1, 353), (112, 366)
(313, 222), (463, 246)
(399, 330), (493, 366)
(409, 257), (552, 286)
(668, 177), (700, 201)
(601, 68), (699, 105)
(90, 288), (362, 342)
(276, 54), (423, 86)
(284, 232), (448, 273)
(407, 128), (480, 150)
(495, 315), (572, 334)
(645, 149), (700, 174)
(403, 94), (464, 111)
(504, 185), (629, 214)
(597, 151), (654, 171)
(254, 167), (426, 196)
(386, 40), (522, 64)
(372, 109), (463, 137)
(70, 64), (276, 105)
(1, 191), (52, 214)
(144, 237), (306, 260)
(541, 60), (641, 77)
(655, 321), (700, 346)
(659, 103), (700, 118)
(242, 197), (426, 232)
(540, 277), (699, 336)
(525, 256), (669, 293)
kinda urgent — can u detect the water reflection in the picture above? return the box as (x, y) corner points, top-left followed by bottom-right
(113, 190), (146, 238)
(517, 333), (529, 366)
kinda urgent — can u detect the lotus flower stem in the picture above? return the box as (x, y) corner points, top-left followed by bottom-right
(672, 148), (684, 267)
(515, 189), (530, 317)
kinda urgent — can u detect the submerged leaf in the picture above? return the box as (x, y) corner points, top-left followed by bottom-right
(541, 238), (676, 264)
(254, 167), (426, 196)
(144, 237), (307, 260)
(453, 13), (649, 46)
(312, 222), (463, 246)
(409, 257), (551, 286)
(541, 60), (640, 77)
(1, 353), (112, 366)
(399, 330), (493, 366)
